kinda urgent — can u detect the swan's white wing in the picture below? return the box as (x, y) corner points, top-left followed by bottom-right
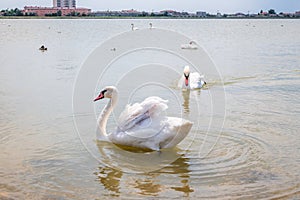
(110, 128), (162, 150)
(111, 117), (193, 150)
(190, 72), (205, 89)
(181, 44), (188, 49)
(181, 44), (198, 49)
(190, 72), (202, 81)
(117, 97), (168, 132)
(160, 117), (193, 148)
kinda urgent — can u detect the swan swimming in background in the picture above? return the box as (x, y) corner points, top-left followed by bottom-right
(131, 23), (139, 31)
(181, 41), (198, 50)
(178, 66), (206, 89)
(94, 86), (193, 151)
(149, 22), (154, 29)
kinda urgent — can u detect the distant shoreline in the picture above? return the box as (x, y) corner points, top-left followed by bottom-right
(0, 16), (300, 20)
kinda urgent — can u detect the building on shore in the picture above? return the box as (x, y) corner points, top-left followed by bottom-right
(92, 9), (146, 17)
(159, 10), (181, 17)
(53, 0), (76, 8)
(196, 11), (207, 17)
(22, 0), (91, 16)
(23, 6), (91, 16)
(120, 9), (142, 17)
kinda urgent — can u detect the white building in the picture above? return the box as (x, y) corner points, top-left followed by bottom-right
(196, 11), (207, 17)
(53, 0), (76, 8)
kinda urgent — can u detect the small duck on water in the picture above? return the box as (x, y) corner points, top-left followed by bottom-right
(39, 45), (47, 51)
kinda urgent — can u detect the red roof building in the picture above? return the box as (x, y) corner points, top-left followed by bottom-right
(23, 6), (91, 16)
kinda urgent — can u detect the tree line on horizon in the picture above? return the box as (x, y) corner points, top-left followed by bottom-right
(0, 8), (87, 17)
(0, 8), (298, 18)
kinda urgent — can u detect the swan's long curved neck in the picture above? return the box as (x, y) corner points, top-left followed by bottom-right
(98, 93), (118, 137)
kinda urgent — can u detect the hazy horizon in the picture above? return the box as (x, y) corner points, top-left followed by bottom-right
(0, 0), (299, 14)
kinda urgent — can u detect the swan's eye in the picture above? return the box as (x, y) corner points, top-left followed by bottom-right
(101, 89), (107, 94)
(184, 74), (189, 79)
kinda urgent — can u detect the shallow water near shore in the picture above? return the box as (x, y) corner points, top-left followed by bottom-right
(0, 19), (300, 199)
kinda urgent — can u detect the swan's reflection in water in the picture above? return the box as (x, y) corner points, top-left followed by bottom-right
(181, 89), (202, 114)
(95, 141), (193, 197)
(160, 155), (194, 197)
(95, 167), (122, 197)
(95, 140), (182, 172)
(182, 89), (191, 113)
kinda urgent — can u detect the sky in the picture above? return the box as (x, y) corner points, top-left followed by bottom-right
(1, 0), (299, 13)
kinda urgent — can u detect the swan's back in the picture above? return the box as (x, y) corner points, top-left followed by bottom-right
(190, 72), (205, 89)
(110, 96), (193, 150)
(158, 117), (193, 149)
(111, 117), (193, 151)
(117, 97), (168, 131)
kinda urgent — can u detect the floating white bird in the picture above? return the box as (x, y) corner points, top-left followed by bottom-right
(178, 66), (206, 89)
(94, 86), (193, 151)
(149, 22), (153, 29)
(131, 23), (139, 31)
(181, 41), (198, 50)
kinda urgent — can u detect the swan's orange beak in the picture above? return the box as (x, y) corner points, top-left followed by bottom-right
(185, 78), (189, 86)
(94, 93), (104, 101)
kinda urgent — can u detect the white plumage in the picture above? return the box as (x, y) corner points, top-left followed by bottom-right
(181, 41), (198, 50)
(178, 66), (206, 90)
(131, 23), (139, 31)
(94, 86), (193, 151)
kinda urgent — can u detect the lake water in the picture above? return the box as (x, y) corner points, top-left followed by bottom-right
(0, 19), (299, 199)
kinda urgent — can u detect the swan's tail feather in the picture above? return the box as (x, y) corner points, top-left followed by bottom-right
(161, 119), (193, 149)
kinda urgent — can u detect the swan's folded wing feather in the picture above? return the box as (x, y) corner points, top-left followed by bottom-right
(117, 97), (168, 131)
(190, 72), (202, 81)
(190, 72), (205, 89)
(160, 117), (193, 148)
(111, 128), (162, 150)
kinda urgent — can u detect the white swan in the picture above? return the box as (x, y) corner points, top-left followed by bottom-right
(131, 23), (139, 31)
(178, 66), (206, 89)
(94, 86), (193, 151)
(181, 41), (198, 50)
(149, 22), (154, 29)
